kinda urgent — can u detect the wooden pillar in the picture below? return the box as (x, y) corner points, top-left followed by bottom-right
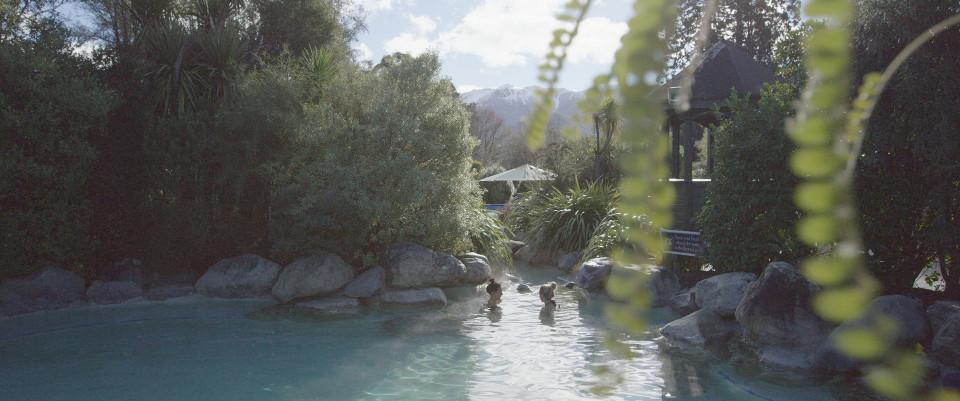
(683, 119), (694, 182)
(670, 118), (681, 179)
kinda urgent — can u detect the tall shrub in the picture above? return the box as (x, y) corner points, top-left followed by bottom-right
(698, 83), (808, 273)
(527, 181), (619, 254)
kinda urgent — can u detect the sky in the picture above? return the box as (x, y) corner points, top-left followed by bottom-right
(351, 0), (635, 92)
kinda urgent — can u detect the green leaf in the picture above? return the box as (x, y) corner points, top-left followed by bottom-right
(791, 148), (841, 178)
(795, 181), (837, 213)
(813, 288), (871, 323)
(802, 256), (854, 286)
(798, 214), (838, 244)
(835, 328), (886, 360)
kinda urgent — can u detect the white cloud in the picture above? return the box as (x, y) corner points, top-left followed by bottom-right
(566, 17), (628, 64)
(457, 84), (484, 93)
(353, 42), (373, 61)
(384, 32), (437, 55)
(408, 14), (437, 34)
(355, 0), (398, 13)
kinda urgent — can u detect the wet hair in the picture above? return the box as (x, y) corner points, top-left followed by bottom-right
(539, 282), (557, 303)
(486, 278), (502, 294)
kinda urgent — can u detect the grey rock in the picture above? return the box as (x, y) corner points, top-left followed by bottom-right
(564, 282), (575, 289)
(515, 240), (563, 264)
(640, 265), (680, 307)
(506, 274), (520, 283)
(86, 281), (143, 304)
(928, 301), (960, 367)
(297, 296), (360, 311)
(272, 250), (355, 303)
(517, 284), (532, 293)
(695, 272), (756, 317)
(558, 250), (583, 273)
(577, 257), (613, 292)
(103, 258), (147, 287)
(144, 285), (195, 301)
(735, 262), (833, 347)
(378, 287), (447, 306)
(379, 242), (479, 288)
(758, 345), (816, 372)
(460, 253), (493, 284)
(660, 309), (739, 348)
(0, 267), (85, 316)
(508, 240), (525, 253)
(343, 266), (385, 298)
(814, 295), (931, 373)
(668, 289), (698, 316)
(196, 254), (281, 299)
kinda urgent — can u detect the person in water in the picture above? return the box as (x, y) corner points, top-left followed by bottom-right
(539, 282), (559, 313)
(484, 278), (502, 309)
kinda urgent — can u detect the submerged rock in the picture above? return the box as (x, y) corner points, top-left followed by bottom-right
(0, 267), (86, 316)
(557, 250), (583, 273)
(517, 284), (532, 293)
(196, 254), (281, 299)
(86, 281), (143, 305)
(695, 272), (756, 317)
(661, 309), (739, 348)
(297, 296), (360, 312)
(144, 285), (195, 301)
(272, 250), (355, 303)
(378, 287), (447, 306)
(343, 266), (385, 298)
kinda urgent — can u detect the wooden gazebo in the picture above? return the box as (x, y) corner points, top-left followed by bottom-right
(663, 41), (780, 231)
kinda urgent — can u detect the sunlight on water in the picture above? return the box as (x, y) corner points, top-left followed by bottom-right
(0, 263), (847, 400)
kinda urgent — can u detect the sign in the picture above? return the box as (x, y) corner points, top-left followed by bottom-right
(661, 229), (706, 257)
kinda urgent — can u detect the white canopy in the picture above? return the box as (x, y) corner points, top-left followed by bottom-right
(480, 164), (557, 182)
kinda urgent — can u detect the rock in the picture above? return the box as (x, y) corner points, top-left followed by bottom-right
(343, 266), (385, 298)
(758, 345), (816, 372)
(695, 272), (756, 317)
(564, 282), (575, 289)
(442, 286), (483, 302)
(86, 281), (143, 304)
(103, 258), (147, 287)
(517, 284), (532, 293)
(735, 262), (833, 347)
(379, 242), (480, 288)
(508, 240), (525, 253)
(660, 309), (739, 348)
(0, 267), (85, 316)
(378, 288), (447, 306)
(928, 301), (960, 367)
(668, 289), (698, 316)
(506, 274), (520, 283)
(459, 253), (493, 284)
(577, 257), (613, 292)
(144, 285), (195, 301)
(814, 295), (931, 373)
(272, 250), (355, 303)
(558, 250), (583, 273)
(196, 254), (281, 299)
(515, 240), (562, 264)
(641, 265), (680, 307)
(297, 296), (360, 312)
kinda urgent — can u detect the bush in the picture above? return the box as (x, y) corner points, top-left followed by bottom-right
(579, 207), (650, 267)
(467, 206), (513, 269)
(697, 83), (808, 274)
(527, 181), (619, 254)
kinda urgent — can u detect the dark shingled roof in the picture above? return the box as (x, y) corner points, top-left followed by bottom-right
(665, 41), (780, 112)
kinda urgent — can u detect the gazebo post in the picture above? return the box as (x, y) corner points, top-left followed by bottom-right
(670, 117), (681, 179)
(706, 126), (714, 176)
(682, 119), (694, 182)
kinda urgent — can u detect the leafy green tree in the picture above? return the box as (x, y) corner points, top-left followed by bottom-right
(851, 0), (960, 294)
(669, 0), (800, 70)
(698, 83), (808, 273)
(271, 52), (481, 266)
(0, 8), (114, 277)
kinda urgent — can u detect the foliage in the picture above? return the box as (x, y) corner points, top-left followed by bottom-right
(850, 0), (960, 295)
(465, 103), (506, 166)
(580, 208), (649, 267)
(698, 82), (808, 274)
(270, 52), (481, 266)
(503, 189), (544, 235)
(0, 10), (113, 277)
(467, 206), (513, 269)
(669, 0), (801, 70)
(527, 181), (619, 254)
(477, 164), (513, 205)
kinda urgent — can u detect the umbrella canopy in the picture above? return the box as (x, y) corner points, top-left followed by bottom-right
(480, 164), (557, 182)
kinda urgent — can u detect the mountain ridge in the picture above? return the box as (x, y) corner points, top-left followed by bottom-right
(459, 85), (586, 132)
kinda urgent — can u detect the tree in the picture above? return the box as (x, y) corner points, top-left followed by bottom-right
(851, 0), (960, 295)
(465, 103), (506, 166)
(270, 52), (481, 266)
(668, 0), (800, 71)
(591, 99), (619, 182)
(0, 7), (114, 277)
(698, 83), (808, 273)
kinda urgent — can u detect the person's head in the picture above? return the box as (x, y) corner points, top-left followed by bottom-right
(539, 282), (557, 303)
(486, 278), (502, 295)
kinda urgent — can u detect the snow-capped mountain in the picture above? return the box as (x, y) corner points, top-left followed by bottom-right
(460, 85), (586, 132)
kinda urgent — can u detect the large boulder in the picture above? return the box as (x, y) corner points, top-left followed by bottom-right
(557, 250), (583, 273)
(144, 285), (195, 301)
(695, 272), (756, 317)
(577, 257), (613, 292)
(272, 250), (355, 303)
(814, 295), (931, 373)
(459, 253), (493, 284)
(0, 267), (85, 316)
(196, 254), (281, 299)
(343, 266), (385, 298)
(515, 239), (562, 264)
(378, 288), (447, 306)
(735, 262), (833, 347)
(86, 281), (143, 305)
(642, 265), (681, 307)
(668, 289), (698, 316)
(379, 242), (481, 288)
(928, 301), (960, 367)
(661, 309), (740, 348)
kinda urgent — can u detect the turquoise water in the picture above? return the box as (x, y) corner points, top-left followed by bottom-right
(0, 263), (845, 400)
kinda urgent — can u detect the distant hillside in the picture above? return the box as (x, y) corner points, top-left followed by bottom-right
(460, 85), (586, 132)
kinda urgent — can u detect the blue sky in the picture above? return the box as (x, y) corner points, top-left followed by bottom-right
(352, 0), (634, 92)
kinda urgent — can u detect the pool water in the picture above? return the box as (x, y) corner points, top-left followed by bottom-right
(0, 263), (848, 400)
